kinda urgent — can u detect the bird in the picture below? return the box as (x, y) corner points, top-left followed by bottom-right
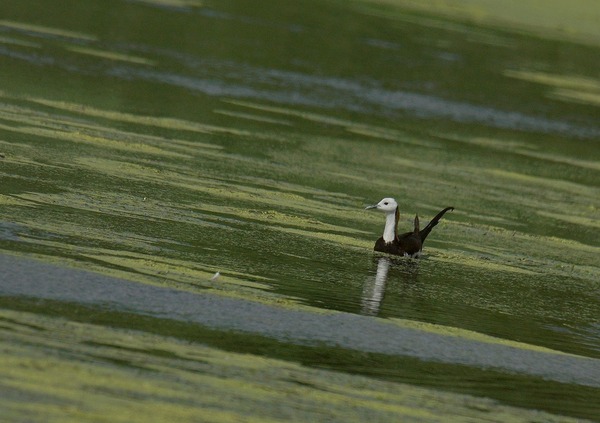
(365, 198), (453, 256)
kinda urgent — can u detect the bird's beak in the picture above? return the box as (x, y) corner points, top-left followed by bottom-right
(365, 204), (378, 210)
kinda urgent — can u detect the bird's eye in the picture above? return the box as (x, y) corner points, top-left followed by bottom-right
(384, 202), (388, 205)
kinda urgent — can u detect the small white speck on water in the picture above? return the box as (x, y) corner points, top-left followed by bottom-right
(210, 271), (220, 281)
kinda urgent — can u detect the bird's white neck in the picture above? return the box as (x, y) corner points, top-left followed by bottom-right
(382, 210), (397, 244)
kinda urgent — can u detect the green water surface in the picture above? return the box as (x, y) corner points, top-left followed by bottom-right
(1, 0), (599, 421)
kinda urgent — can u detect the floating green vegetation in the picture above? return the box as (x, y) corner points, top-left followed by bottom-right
(505, 70), (600, 93)
(66, 46), (157, 66)
(552, 89), (600, 107)
(537, 210), (600, 229)
(0, 35), (40, 48)
(213, 109), (293, 126)
(357, 0), (600, 46)
(132, 0), (205, 8)
(26, 97), (279, 140)
(0, 193), (37, 207)
(388, 318), (575, 356)
(1, 89), (599, 310)
(0, 20), (97, 41)
(505, 70), (600, 107)
(0, 308), (589, 423)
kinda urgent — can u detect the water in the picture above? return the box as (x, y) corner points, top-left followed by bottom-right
(1, 0), (599, 421)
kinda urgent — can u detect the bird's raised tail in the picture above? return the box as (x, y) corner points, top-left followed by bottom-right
(419, 207), (454, 244)
(413, 214), (420, 236)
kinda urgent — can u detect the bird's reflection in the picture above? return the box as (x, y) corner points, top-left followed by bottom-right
(361, 256), (419, 316)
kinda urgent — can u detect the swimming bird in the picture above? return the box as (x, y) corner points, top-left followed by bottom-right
(366, 198), (453, 256)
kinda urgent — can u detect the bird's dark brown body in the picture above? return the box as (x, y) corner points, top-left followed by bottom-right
(367, 199), (453, 256)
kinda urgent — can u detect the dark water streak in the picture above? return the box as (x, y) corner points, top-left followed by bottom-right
(2, 254), (598, 389)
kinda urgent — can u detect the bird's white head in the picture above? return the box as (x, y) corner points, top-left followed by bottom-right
(365, 197), (398, 213)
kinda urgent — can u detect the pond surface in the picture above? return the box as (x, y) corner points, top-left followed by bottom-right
(1, 0), (599, 421)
